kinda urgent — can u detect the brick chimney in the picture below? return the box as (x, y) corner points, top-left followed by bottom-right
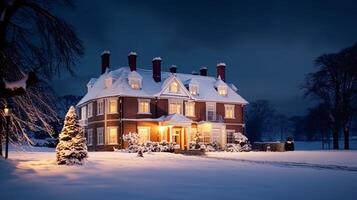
(200, 67), (207, 76)
(216, 63), (226, 81)
(169, 65), (177, 73)
(152, 57), (161, 82)
(128, 52), (137, 71)
(101, 50), (110, 74)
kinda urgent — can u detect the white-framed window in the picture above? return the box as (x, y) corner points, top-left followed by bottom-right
(206, 102), (216, 121)
(218, 86), (227, 96)
(137, 126), (150, 144)
(190, 84), (199, 95)
(87, 103), (93, 118)
(97, 99), (104, 115)
(81, 106), (87, 120)
(108, 98), (117, 114)
(138, 99), (151, 114)
(107, 127), (118, 144)
(185, 101), (195, 117)
(224, 104), (235, 119)
(169, 81), (179, 93)
(226, 129), (235, 143)
(130, 79), (141, 90)
(169, 99), (183, 114)
(202, 124), (211, 143)
(97, 127), (104, 145)
(87, 129), (93, 146)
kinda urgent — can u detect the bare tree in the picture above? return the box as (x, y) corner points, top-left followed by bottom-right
(303, 43), (357, 149)
(0, 0), (83, 149)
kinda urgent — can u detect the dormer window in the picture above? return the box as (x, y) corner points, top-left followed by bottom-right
(105, 77), (112, 88)
(218, 86), (227, 96)
(169, 81), (179, 93)
(190, 84), (198, 95)
(128, 71), (142, 90)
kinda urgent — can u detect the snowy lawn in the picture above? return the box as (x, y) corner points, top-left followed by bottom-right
(1, 148), (357, 200)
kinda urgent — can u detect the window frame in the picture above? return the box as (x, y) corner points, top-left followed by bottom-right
(87, 129), (93, 146)
(106, 126), (118, 145)
(137, 126), (151, 144)
(217, 86), (228, 96)
(189, 84), (199, 96)
(81, 106), (87, 120)
(97, 127), (104, 145)
(185, 101), (195, 117)
(206, 102), (216, 121)
(224, 104), (235, 119)
(97, 99), (104, 116)
(87, 103), (93, 118)
(108, 98), (118, 114)
(137, 99), (151, 114)
(168, 99), (183, 115)
(169, 81), (179, 93)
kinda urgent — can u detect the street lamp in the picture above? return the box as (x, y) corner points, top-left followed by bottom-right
(4, 105), (11, 159)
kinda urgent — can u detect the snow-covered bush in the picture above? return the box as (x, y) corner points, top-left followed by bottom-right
(225, 132), (251, 152)
(123, 132), (140, 153)
(189, 141), (220, 152)
(123, 139), (177, 153)
(56, 106), (88, 165)
(233, 132), (249, 144)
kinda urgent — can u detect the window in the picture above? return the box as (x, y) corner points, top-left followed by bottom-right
(105, 77), (112, 88)
(107, 127), (118, 144)
(190, 85), (198, 95)
(108, 98), (117, 114)
(218, 86), (227, 96)
(87, 129), (93, 146)
(97, 99), (104, 115)
(87, 103), (93, 117)
(226, 129), (235, 143)
(169, 100), (182, 114)
(169, 81), (179, 93)
(138, 99), (150, 114)
(130, 79), (140, 90)
(202, 124), (211, 143)
(206, 102), (216, 121)
(224, 104), (235, 119)
(185, 101), (195, 117)
(97, 127), (104, 145)
(81, 106), (87, 120)
(138, 127), (150, 144)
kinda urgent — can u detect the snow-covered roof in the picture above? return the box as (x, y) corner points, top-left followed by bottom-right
(77, 67), (248, 106)
(162, 113), (192, 125)
(214, 76), (226, 88)
(128, 70), (142, 80)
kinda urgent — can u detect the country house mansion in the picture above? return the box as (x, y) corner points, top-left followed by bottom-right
(77, 51), (248, 151)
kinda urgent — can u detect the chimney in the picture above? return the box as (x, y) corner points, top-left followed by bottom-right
(169, 65), (177, 73)
(101, 50), (110, 74)
(152, 57), (161, 82)
(216, 62), (226, 81)
(200, 67), (208, 76)
(128, 52), (137, 71)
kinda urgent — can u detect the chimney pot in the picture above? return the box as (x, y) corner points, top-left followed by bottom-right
(216, 62), (226, 82)
(152, 57), (162, 82)
(169, 65), (177, 73)
(101, 50), (110, 74)
(128, 51), (137, 71)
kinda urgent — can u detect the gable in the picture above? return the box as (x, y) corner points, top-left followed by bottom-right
(159, 75), (192, 98)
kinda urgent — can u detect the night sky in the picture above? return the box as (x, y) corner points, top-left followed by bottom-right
(52, 0), (357, 116)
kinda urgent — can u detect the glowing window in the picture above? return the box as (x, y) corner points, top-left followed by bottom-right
(138, 99), (150, 114)
(107, 127), (118, 144)
(138, 127), (150, 144)
(169, 102), (182, 114)
(224, 104), (235, 119)
(130, 79), (140, 90)
(108, 99), (117, 113)
(170, 81), (179, 93)
(185, 102), (195, 117)
(218, 86), (227, 96)
(190, 85), (198, 95)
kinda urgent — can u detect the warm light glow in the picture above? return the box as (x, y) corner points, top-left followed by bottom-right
(4, 106), (10, 116)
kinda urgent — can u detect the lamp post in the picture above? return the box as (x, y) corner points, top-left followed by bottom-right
(4, 105), (11, 159)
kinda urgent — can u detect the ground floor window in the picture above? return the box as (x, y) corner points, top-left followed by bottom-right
(97, 127), (104, 145)
(87, 129), (93, 146)
(226, 129), (235, 143)
(107, 127), (118, 144)
(138, 126), (150, 144)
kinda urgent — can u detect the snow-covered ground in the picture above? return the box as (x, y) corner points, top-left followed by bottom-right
(1, 145), (357, 200)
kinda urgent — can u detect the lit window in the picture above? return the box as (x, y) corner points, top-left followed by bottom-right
(185, 102), (195, 117)
(218, 86), (227, 96)
(87, 129), (93, 146)
(138, 99), (150, 114)
(108, 99), (117, 113)
(190, 85), (198, 95)
(169, 81), (179, 93)
(87, 103), (93, 117)
(224, 104), (235, 119)
(97, 128), (104, 145)
(97, 99), (104, 115)
(81, 106), (87, 120)
(130, 79), (140, 90)
(138, 127), (150, 144)
(169, 102), (182, 114)
(107, 127), (117, 144)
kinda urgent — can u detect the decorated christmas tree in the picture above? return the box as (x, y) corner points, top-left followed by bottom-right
(56, 106), (88, 165)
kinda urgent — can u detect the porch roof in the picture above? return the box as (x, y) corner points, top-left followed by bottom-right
(160, 113), (192, 126)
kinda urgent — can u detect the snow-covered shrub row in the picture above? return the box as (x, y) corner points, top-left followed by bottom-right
(225, 132), (251, 152)
(123, 133), (179, 153)
(189, 141), (220, 152)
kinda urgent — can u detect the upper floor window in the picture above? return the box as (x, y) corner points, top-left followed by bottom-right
(224, 104), (235, 119)
(130, 79), (141, 90)
(138, 99), (150, 114)
(206, 102), (216, 121)
(190, 85), (198, 95)
(108, 98), (117, 114)
(169, 81), (179, 93)
(97, 99), (104, 115)
(169, 99), (183, 114)
(81, 106), (87, 120)
(87, 129), (93, 146)
(105, 77), (112, 88)
(218, 86), (227, 96)
(185, 101), (195, 117)
(97, 127), (104, 145)
(128, 71), (142, 90)
(87, 103), (93, 117)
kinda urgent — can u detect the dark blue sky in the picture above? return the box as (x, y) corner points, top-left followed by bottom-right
(52, 0), (357, 116)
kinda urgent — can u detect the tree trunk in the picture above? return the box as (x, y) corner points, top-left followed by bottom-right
(332, 125), (339, 149)
(344, 126), (349, 150)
